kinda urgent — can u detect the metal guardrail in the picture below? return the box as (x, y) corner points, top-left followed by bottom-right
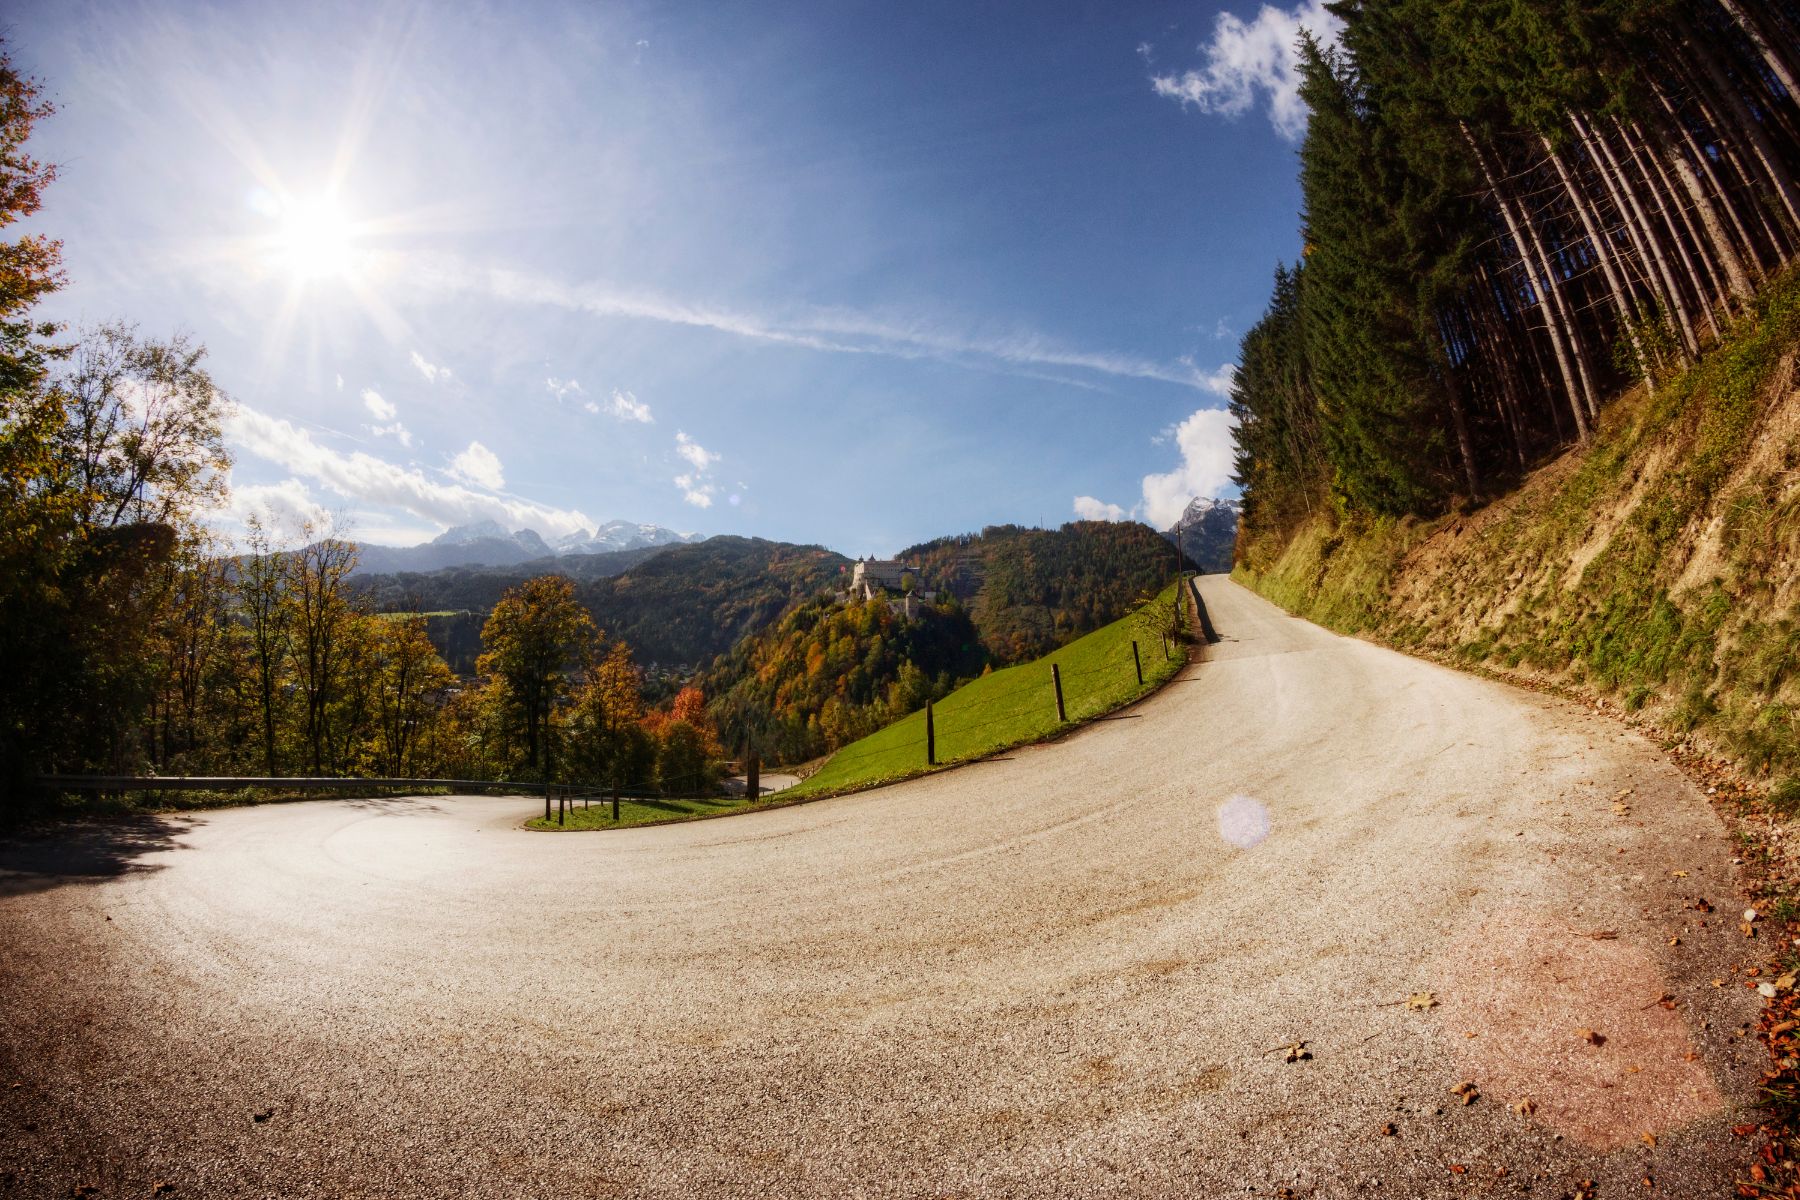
(37, 775), (547, 794)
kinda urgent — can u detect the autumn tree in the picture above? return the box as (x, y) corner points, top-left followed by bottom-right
(477, 575), (596, 779)
(564, 640), (651, 786)
(372, 613), (454, 777)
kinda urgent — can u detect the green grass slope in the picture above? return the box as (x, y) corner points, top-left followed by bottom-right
(790, 584), (1188, 798)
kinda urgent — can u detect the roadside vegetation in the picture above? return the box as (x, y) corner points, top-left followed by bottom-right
(1236, 266), (1800, 788)
(789, 584), (1189, 799)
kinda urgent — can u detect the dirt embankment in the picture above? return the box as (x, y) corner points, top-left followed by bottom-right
(1238, 272), (1800, 793)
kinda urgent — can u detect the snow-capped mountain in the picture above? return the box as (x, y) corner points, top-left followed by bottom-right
(553, 521), (704, 555)
(350, 520), (703, 575)
(1162, 495), (1240, 573)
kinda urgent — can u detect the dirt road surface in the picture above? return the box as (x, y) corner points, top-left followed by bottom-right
(0, 578), (1766, 1197)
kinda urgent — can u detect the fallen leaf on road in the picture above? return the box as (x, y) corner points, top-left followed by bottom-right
(1714, 978), (1726, 988)
(1448, 1164), (1467, 1175)
(1586, 929), (1620, 940)
(1779, 974), (1797, 992)
(1669, 936), (1682, 946)
(1380, 1122), (1396, 1136)
(1280, 1041), (1311, 1063)
(1642, 1131), (1657, 1147)
(1672, 870), (1689, 878)
(1513, 1097), (1537, 1116)
(1578, 1028), (1607, 1046)
(1759, 982), (1778, 998)
(1451, 1080), (1480, 1105)
(1690, 898), (1714, 913)
(1742, 922), (1757, 938)
(1407, 991), (1437, 1010)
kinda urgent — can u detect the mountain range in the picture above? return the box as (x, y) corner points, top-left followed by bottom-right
(350, 518), (703, 575)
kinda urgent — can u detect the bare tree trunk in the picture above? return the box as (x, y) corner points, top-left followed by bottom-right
(1542, 136), (1657, 392)
(1642, 87), (1759, 301)
(1655, 69), (1774, 274)
(1715, 0), (1800, 106)
(1465, 126), (1592, 441)
(1622, 117), (1725, 341)
(1662, 37), (1790, 262)
(1576, 111), (1699, 358)
(1683, 17), (1800, 244)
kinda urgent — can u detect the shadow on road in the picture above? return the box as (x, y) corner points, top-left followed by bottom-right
(0, 814), (196, 898)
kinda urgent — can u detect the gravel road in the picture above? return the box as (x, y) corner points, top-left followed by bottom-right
(0, 577), (1767, 1198)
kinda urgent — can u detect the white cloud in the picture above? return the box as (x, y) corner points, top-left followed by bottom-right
(672, 431), (720, 507)
(1140, 406), (1239, 528)
(362, 388), (396, 420)
(604, 388), (653, 423)
(449, 441), (505, 490)
(410, 350), (450, 384)
(226, 406), (593, 538)
(1150, 0), (1341, 140)
(1196, 361), (1237, 397)
(675, 430), (719, 471)
(674, 473), (716, 508)
(1073, 495), (1128, 522)
(226, 477), (329, 535)
(369, 421), (413, 447)
(547, 377), (583, 403)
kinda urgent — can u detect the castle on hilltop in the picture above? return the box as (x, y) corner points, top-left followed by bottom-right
(840, 556), (937, 616)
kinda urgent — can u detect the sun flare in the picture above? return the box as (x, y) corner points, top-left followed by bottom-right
(271, 195), (358, 282)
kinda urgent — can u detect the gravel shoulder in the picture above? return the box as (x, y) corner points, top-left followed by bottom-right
(0, 576), (1765, 1197)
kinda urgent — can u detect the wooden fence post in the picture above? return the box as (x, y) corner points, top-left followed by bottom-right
(544, 785), (551, 823)
(611, 778), (620, 822)
(747, 753), (760, 802)
(1052, 663), (1066, 723)
(1132, 640), (1143, 686)
(925, 699), (936, 765)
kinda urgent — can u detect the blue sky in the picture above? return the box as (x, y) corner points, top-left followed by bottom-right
(12, 0), (1337, 554)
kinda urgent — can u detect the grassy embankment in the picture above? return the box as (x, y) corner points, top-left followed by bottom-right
(1235, 266), (1800, 792)
(528, 583), (1190, 829)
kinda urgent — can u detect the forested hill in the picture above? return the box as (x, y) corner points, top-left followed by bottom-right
(574, 536), (847, 664)
(355, 536), (847, 667)
(703, 595), (987, 764)
(1230, 0), (1800, 564)
(903, 520), (1187, 663)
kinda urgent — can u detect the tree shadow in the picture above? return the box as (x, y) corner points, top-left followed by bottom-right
(0, 813), (195, 898)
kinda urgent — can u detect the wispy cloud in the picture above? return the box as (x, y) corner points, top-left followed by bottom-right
(409, 256), (1213, 391)
(546, 376), (583, 402)
(361, 387), (412, 445)
(361, 388), (396, 420)
(584, 387), (653, 423)
(673, 430), (719, 507)
(1187, 359), (1237, 397)
(410, 349), (451, 384)
(228, 406), (592, 538)
(1151, 0), (1341, 141)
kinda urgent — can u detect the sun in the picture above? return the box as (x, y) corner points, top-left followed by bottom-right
(271, 195), (359, 282)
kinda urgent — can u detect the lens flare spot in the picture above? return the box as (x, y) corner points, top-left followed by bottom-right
(1217, 794), (1270, 849)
